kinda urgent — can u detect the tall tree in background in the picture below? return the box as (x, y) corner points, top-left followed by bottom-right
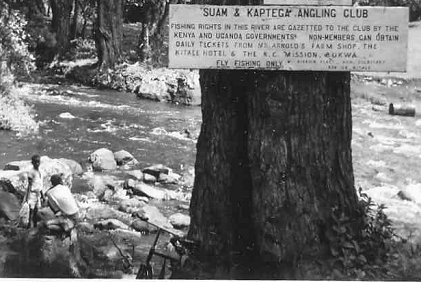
(186, 0), (363, 278)
(70, 0), (80, 40)
(50, 0), (73, 57)
(95, 0), (123, 69)
(136, 0), (169, 63)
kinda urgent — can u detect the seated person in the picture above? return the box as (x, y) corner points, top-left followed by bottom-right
(44, 174), (79, 234)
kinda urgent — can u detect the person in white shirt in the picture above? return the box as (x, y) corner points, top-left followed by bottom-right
(26, 154), (43, 228)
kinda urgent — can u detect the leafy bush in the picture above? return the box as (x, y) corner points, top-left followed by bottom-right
(0, 2), (38, 135)
(0, 2), (35, 78)
(0, 86), (39, 135)
(319, 188), (421, 280)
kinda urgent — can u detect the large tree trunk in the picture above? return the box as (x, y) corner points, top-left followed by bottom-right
(50, 0), (73, 57)
(95, 0), (123, 69)
(187, 0), (362, 279)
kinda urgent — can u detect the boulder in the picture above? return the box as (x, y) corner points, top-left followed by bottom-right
(0, 191), (20, 220)
(38, 156), (74, 190)
(158, 172), (181, 184)
(94, 219), (129, 230)
(118, 198), (145, 214)
(85, 205), (125, 221)
(143, 173), (157, 184)
(102, 189), (114, 202)
(89, 148), (117, 171)
(123, 178), (137, 190)
(113, 150), (139, 167)
(135, 77), (171, 102)
(2, 156), (73, 192)
(131, 219), (158, 234)
(132, 183), (166, 200)
(125, 170), (143, 181)
(58, 158), (83, 175)
(0, 170), (28, 197)
(169, 213), (191, 229)
(399, 183), (421, 205)
(142, 164), (171, 179)
(134, 205), (171, 229)
(4, 160), (32, 171)
(87, 175), (119, 200)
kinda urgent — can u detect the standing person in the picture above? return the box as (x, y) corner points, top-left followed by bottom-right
(26, 154), (43, 228)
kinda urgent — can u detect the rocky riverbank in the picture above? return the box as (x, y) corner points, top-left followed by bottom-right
(0, 147), (193, 278)
(57, 60), (202, 106)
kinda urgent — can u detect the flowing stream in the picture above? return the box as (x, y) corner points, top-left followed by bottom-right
(0, 84), (201, 172)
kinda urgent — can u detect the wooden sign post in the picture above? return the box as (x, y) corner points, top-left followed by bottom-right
(168, 5), (408, 72)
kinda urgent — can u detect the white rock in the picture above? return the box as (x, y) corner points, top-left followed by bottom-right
(58, 112), (76, 119)
(393, 144), (421, 157)
(374, 172), (393, 183)
(133, 183), (166, 200)
(369, 144), (393, 153)
(169, 213), (190, 229)
(113, 150), (139, 167)
(89, 148), (117, 171)
(400, 183), (421, 205)
(366, 160), (386, 168)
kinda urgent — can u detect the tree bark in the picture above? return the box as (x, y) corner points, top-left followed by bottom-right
(70, 0), (79, 40)
(50, 0), (73, 57)
(95, 0), (123, 69)
(137, 0), (168, 63)
(187, 0), (362, 279)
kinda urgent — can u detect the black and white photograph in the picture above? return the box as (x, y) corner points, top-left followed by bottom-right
(0, 0), (421, 279)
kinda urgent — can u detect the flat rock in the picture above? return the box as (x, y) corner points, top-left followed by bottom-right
(142, 164), (171, 179)
(158, 172), (181, 184)
(134, 205), (171, 229)
(125, 170), (143, 181)
(132, 183), (166, 200)
(131, 219), (158, 234)
(94, 219), (129, 230)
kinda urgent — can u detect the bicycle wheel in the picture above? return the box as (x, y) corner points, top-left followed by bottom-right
(136, 263), (153, 279)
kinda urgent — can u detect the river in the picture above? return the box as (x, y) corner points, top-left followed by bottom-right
(0, 83), (202, 174)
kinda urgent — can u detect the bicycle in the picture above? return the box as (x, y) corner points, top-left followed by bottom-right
(135, 218), (198, 279)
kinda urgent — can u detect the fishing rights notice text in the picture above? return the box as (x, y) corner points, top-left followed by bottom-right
(168, 5), (409, 71)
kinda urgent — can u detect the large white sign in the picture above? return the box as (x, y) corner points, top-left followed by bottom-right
(168, 5), (408, 72)
(264, 0), (352, 6)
